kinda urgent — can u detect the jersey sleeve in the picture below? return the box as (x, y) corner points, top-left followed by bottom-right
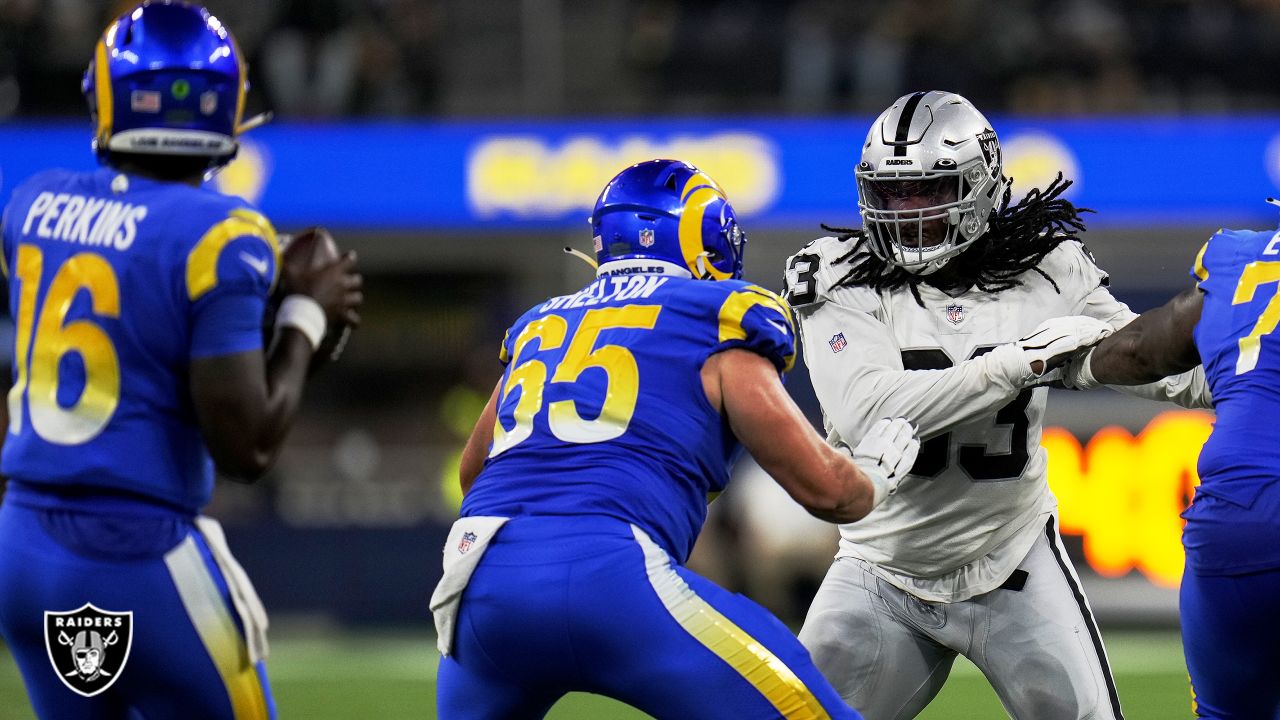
(1079, 284), (1138, 329)
(711, 284), (796, 373)
(796, 297), (1030, 446)
(1, 202), (11, 280)
(186, 207), (281, 359)
(496, 303), (548, 368)
(1040, 239), (1111, 307)
(783, 235), (868, 309)
(497, 326), (514, 366)
(1189, 230), (1231, 290)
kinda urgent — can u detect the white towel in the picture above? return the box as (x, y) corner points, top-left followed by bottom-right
(195, 516), (270, 665)
(429, 516), (509, 656)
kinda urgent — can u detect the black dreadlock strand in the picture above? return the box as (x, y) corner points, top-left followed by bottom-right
(823, 173), (1093, 307)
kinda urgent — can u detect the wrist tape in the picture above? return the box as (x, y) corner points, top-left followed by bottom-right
(276, 295), (327, 351)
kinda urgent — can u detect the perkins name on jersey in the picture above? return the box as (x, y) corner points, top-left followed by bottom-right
(21, 191), (148, 251)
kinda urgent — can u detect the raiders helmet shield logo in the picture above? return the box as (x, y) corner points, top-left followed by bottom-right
(44, 604), (133, 697)
(977, 129), (1001, 169)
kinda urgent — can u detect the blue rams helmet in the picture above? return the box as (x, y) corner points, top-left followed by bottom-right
(590, 160), (746, 280)
(82, 1), (248, 166)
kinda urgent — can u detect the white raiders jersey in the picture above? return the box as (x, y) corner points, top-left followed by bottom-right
(783, 235), (1209, 602)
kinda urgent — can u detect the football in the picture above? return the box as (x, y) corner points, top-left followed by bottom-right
(278, 227), (352, 366)
(282, 226), (340, 273)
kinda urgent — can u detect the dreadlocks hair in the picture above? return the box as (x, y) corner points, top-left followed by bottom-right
(821, 173), (1093, 307)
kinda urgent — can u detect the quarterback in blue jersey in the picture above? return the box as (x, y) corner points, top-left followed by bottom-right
(431, 159), (921, 719)
(1064, 216), (1280, 719)
(0, 3), (362, 719)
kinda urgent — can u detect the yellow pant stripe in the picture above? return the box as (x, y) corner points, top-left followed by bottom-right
(165, 536), (270, 720)
(631, 525), (830, 720)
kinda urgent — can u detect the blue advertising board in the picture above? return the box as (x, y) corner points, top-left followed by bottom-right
(3, 117), (1280, 230)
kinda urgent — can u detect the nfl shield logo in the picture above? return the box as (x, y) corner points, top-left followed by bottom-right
(945, 304), (965, 326)
(639, 228), (655, 248)
(458, 532), (477, 554)
(828, 332), (848, 353)
(200, 90), (218, 116)
(44, 604), (133, 697)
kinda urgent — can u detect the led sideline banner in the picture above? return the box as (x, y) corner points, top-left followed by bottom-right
(3, 118), (1280, 230)
(1046, 410), (1212, 589)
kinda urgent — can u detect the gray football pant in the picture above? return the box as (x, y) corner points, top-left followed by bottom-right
(799, 517), (1123, 720)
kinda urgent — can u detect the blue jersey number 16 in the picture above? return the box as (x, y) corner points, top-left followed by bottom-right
(8, 244), (122, 445)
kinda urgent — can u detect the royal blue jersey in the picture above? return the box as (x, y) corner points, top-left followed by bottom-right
(461, 274), (796, 562)
(1191, 228), (1280, 510)
(0, 167), (279, 514)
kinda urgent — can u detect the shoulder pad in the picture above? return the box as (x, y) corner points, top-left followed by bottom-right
(1192, 228), (1274, 287)
(1040, 239), (1109, 293)
(713, 283), (797, 373)
(784, 235), (859, 306)
(185, 207), (280, 301)
(784, 235), (881, 312)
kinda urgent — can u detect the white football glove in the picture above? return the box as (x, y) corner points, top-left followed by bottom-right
(1016, 315), (1113, 378)
(850, 417), (920, 508)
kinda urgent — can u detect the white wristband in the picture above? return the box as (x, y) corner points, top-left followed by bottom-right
(276, 295), (327, 351)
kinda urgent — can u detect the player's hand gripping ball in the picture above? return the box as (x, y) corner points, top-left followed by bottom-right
(275, 227), (364, 368)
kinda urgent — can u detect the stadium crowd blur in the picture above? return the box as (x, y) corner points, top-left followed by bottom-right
(3, 0), (1280, 120)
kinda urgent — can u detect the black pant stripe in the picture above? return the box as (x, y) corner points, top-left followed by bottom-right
(1044, 517), (1125, 719)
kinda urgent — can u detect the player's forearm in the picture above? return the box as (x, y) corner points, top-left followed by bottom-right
(751, 426), (875, 524)
(1090, 287), (1204, 387)
(800, 305), (1024, 443)
(822, 353), (1024, 442)
(796, 452), (876, 524)
(1086, 333), (1167, 385)
(191, 335), (315, 483)
(1089, 298), (1202, 387)
(720, 350), (875, 523)
(239, 329), (315, 479)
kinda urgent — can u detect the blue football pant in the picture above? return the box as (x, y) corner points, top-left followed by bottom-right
(436, 515), (861, 719)
(0, 498), (276, 720)
(1181, 564), (1280, 719)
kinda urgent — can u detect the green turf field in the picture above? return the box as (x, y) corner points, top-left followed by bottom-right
(0, 630), (1192, 718)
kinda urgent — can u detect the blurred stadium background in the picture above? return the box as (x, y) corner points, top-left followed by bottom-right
(5, 0), (1280, 717)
